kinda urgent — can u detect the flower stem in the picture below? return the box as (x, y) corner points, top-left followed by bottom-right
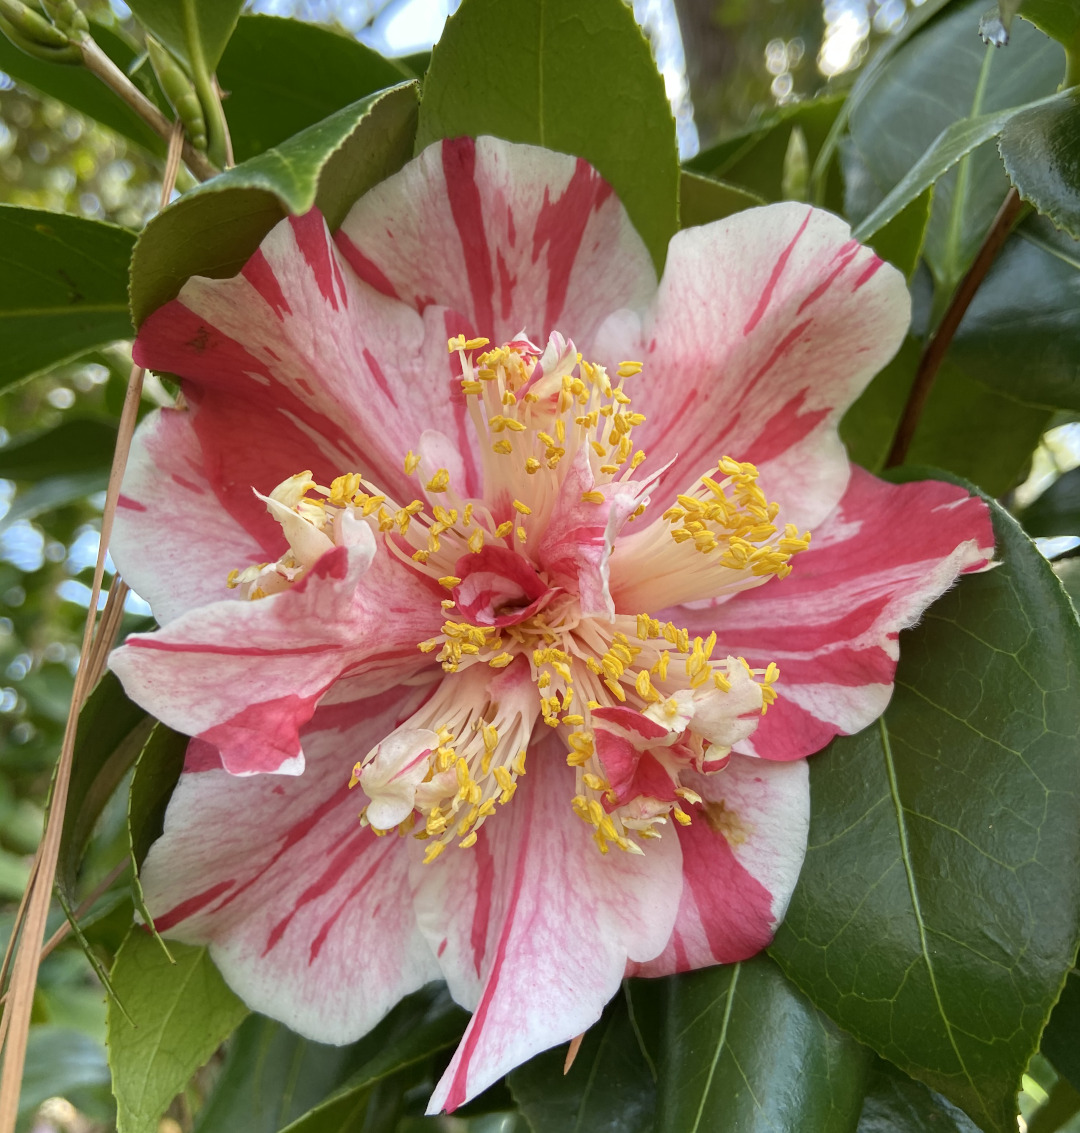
(884, 186), (1024, 469)
(79, 35), (218, 182)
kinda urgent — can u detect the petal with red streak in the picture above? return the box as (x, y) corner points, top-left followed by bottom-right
(140, 686), (441, 1043)
(412, 736), (682, 1113)
(336, 136), (656, 350)
(112, 406), (266, 624)
(679, 468), (995, 761)
(629, 753), (809, 976)
(623, 204), (910, 529)
(109, 540), (443, 775)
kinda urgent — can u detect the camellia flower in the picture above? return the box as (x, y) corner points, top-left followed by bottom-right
(108, 136), (993, 1112)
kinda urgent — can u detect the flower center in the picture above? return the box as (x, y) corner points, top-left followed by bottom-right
(227, 332), (810, 860)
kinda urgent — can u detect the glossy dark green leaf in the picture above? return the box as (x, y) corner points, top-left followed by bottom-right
(507, 989), (655, 1132)
(0, 206), (134, 390)
(277, 985), (468, 1133)
(945, 219), (1080, 412)
(1018, 469), (1080, 538)
(217, 15), (409, 164)
(415, 0), (677, 272)
(1000, 90), (1080, 240)
(857, 1058), (981, 1133)
(1042, 970), (1080, 1093)
(839, 335), (1051, 495)
(629, 957), (869, 1133)
(1017, 1), (1080, 65)
(108, 931), (248, 1133)
(192, 1015), (364, 1133)
(687, 93), (846, 211)
(678, 171), (763, 229)
(0, 417), (117, 481)
(129, 82), (418, 325)
(125, 0), (243, 72)
(770, 493), (1080, 1132)
(846, 1), (1064, 288)
(867, 185), (934, 280)
(0, 23), (163, 153)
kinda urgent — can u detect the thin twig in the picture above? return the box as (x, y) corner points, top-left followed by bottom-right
(0, 123), (186, 1133)
(80, 37), (218, 182)
(885, 187), (1024, 468)
(0, 857), (132, 1011)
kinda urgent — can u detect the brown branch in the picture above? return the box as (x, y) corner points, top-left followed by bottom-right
(885, 187), (1024, 468)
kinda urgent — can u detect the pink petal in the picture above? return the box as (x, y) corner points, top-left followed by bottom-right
(621, 204), (910, 529)
(134, 209), (483, 531)
(629, 753), (809, 976)
(109, 541), (444, 775)
(534, 448), (652, 619)
(681, 468), (995, 761)
(112, 407), (265, 624)
(414, 735), (682, 1113)
(336, 136), (657, 350)
(139, 686), (442, 1043)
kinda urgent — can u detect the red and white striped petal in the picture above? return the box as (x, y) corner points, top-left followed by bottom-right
(683, 468), (995, 761)
(109, 541), (443, 775)
(623, 203), (910, 530)
(336, 136), (657, 351)
(112, 407), (265, 624)
(139, 686), (441, 1043)
(413, 735), (682, 1113)
(133, 209), (481, 527)
(629, 753), (809, 976)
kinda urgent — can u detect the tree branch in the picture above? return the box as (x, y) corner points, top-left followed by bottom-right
(885, 187), (1024, 468)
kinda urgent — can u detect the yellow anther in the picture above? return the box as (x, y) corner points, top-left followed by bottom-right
(438, 575), (462, 589)
(495, 520), (513, 538)
(424, 841), (447, 864)
(525, 457), (541, 474)
(617, 360), (643, 377)
(492, 439), (513, 455)
(465, 337), (490, 350)
(426, 468), (450, 492)
(447, 334), (466, 353)
(404, 451), (421, 475)
(512, 499), (532, 515)
(516, 526), (528, 543)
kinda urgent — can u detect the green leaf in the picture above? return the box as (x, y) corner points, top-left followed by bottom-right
(847, 2), (1065, 287)
(192, 1015), (365, 1133)
(129, 82), (418, 326)
(866, 185), (934, 280)
(20, 1026), (112, 1128)
(1042, 970), (1080, 1093)
(678, 171), (763, 229)
(0, 22), (164, 153)
(276, 985), (468, 1133)
(58, 672), (152, 901)
(944, 218), (1080, 412)
(839, 336), (1052, 495)
(687, 93), (846, 211)
(1017, 1), (1080, 79)
(1017, 469), (1080, 538)
(633, 956), (869, 1133)
(415, 0), (678, 272)
(107, 930), (249, 1133)
(1000, 90), (1080, 240)
(507, 989), (655, 1132)
(217, 15), (409, 164)
(0, 206), (134, 391)
(126, 723), (186, 952)
(125, 0), (243, 72)
(0, 417), (117, 481)
(857, 1057), (981, 1132)
(770, 491), (1080, 1132)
